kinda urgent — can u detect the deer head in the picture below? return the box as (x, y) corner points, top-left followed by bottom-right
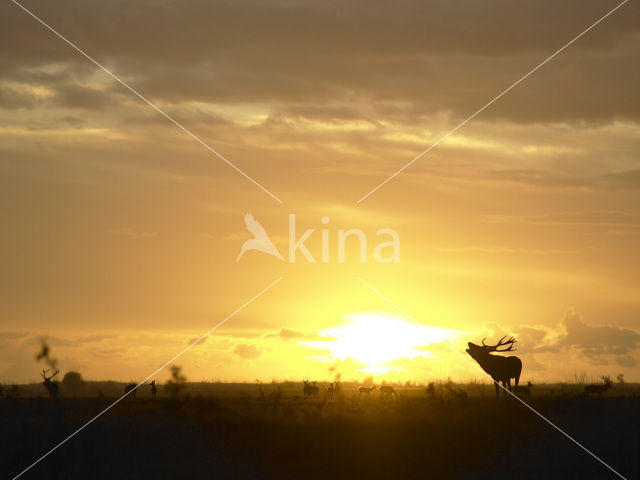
(466, 336), (516, 359)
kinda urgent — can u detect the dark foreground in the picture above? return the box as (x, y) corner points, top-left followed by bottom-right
(2, 388), (639, 479)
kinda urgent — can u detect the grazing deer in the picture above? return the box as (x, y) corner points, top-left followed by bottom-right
(358, 385), (376, 398)
(41, 369), (60, 399)
(379, 385), (398, 400)
(466, 336), (522, 399)
(518, 381), (534, 399)
(124, 383), (138, 399)
(584, 376), (613, 397)
(150, 380), (157, 400)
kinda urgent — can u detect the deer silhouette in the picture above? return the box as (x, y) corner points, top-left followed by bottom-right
(150, 380), (157, 400)
(41, 369), (60, 399)
(466, 336), (522, 399)
(124, 383), (138, 400)
(358, 385), (375, 398)
(518, 381), (534, 399)
(584, 376), (613, 397)
(379, 385), (398, 400)
(303, 380), (313, 398)
(311, 381), (319, 398)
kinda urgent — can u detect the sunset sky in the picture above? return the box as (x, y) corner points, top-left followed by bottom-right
(1, 0), (638, 384)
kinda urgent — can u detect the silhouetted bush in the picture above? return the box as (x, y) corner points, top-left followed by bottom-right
(62, 370), (86, 397)
(165, 365), (187, 398)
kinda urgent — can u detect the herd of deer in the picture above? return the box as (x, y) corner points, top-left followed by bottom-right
(34, 337), (616, 402)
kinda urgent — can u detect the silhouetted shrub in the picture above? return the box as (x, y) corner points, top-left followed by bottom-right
(166, 365), (187, 398)
(63, 370), (86, 396)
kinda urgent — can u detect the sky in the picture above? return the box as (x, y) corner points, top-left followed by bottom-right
(0, 0), (638, 384)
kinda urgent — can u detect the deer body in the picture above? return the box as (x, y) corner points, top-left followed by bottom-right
(41, 369), (60, 399)
(518, 381), (534, 399)
(466, 336), (522, 399)
(584, 377), (612, 396)
(358, 385), (375, 398)
(124, 383), (138, 399)
(379, 386), (398, 399)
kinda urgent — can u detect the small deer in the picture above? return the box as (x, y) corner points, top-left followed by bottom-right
(303, 380), (313, 398)
(358, 385), (375, 398)
(584, 376), (613, 397)
(150, 380), (157, 400)
(124, 383), (138, 399)
(466, 336), (522, 399)
(379, 385), (398, 400)
(41, 369), (60, 399)
(311, 381), (319, 398)
(327, 382), (335, 398)
(517, 381), (534, 399)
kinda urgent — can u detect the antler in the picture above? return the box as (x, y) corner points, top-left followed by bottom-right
(41, 368), (59, 380)
(483, 335), (517, 352)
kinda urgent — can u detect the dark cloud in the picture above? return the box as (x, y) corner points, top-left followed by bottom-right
(1, 0), (638, 123)
(233, 343), (261, 359)
(265, 327), (336, 341)
(561, 309), (640, 356)
(526, 310), (640, 367)
(188, 336), (207, 347)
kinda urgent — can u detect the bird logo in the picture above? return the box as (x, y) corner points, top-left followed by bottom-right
(236, 213), (285, 262)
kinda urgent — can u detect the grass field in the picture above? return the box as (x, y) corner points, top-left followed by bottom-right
(3, 381), (639, 479)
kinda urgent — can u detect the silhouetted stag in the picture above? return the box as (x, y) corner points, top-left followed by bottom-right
(584, 376), (612, 397)
(466, 336), (522, 399)
(41, 369), (60, 399)
(124, 383), (139, 400)
(358, 385), (375, 398)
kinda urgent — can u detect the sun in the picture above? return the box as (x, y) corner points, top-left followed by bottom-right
(309, 313), (458, 373)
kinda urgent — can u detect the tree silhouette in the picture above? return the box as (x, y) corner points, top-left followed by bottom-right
(165, 365), (187, 398)
(62, 371), (86, 397)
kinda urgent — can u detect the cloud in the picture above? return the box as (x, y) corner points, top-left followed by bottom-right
(188, 336), (207, 347)
(1, 0), (638, 123)
(265, 328), (336, 341)
(508, 310), (640, 367)
(233, 344), (261, 359)
(559, 309), (640, 360)
(480, 211), (640, 228)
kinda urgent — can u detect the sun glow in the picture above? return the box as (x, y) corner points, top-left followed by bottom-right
(307, 313), (459, 373)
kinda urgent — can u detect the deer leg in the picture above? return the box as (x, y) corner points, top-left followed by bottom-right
(494, 380), (499, 399)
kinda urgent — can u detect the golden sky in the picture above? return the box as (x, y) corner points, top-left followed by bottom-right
(1, 0), (639, 384)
